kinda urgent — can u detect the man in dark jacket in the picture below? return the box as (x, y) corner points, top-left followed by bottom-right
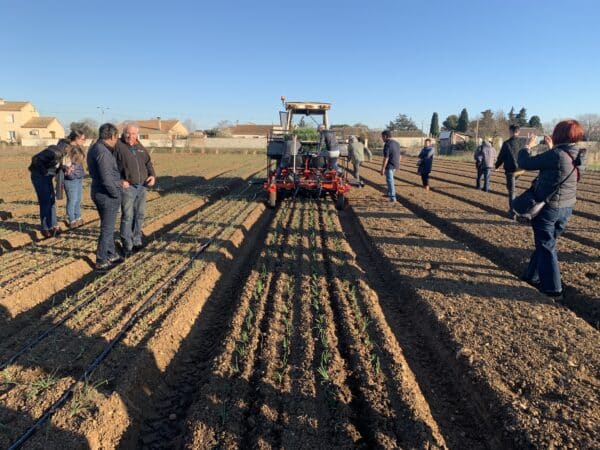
(495, 124), (521, 217)
(87, 123), (123, 270)
(380, 130), (401, 202)
(115, 123), (156, 256)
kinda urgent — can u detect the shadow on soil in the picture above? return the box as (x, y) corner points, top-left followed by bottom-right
(0, 177), (263, 448)
(358, 168), (600, 328)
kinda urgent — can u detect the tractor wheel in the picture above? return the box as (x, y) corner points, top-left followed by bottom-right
(336, 192), (345, 210)
(268, 189), (277, 208)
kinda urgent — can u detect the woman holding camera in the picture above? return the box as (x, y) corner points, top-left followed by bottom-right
(517, 120), (586, 298)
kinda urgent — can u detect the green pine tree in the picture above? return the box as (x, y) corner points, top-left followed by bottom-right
(517, 108), (528, 126)
(429, 112), (440, 137)
(457, 108), (469, 132)
(528, 115), (542, 129)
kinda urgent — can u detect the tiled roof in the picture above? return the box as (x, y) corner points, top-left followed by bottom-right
(136, 119), (180, 132)
(118, 119), (184, 134)
(21, 117), (57, 128)
(229, 124), (273, 136)
(0, 101), (30, 111)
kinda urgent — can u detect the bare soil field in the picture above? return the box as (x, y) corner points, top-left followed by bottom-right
(0, 150), (597, 449)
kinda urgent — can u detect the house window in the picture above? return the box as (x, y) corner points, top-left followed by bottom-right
(30, 129), (39, 136)
(5, 114), (14, 123)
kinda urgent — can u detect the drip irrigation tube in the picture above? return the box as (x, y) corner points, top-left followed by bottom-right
(0, 178), (261, 371)
(8, 229), (223, 450)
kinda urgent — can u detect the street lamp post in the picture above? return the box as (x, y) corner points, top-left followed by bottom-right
(97, 106), (110, 122)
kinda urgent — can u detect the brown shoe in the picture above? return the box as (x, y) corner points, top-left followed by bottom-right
(41, 229), (53, 238)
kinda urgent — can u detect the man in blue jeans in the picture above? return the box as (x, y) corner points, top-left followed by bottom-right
(87, 123), (123, 270)
(115, 123), (156, 257)
(380, 130), (401, 202)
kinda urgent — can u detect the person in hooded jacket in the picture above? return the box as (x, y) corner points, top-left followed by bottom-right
(29, 143), (67, 237)
(518, 120), (586, 299)
(417, 138), (435, 190)
(58, 130), (86, 227)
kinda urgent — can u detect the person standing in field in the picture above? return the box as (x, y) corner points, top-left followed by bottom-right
(474, 138), (484, 188)
(318, 124), (341, 171)
(115, 123), (156, 257)
(417, 138), (435, 191)
(348, 135), (372, 186)
(58, 130), (86, 228)
(518, 120), (586, 299)
(87, 123), (123, 271)
(380, 130), (401, 202)
(496, 124), (522, 218)
(476, 139), (497, 192)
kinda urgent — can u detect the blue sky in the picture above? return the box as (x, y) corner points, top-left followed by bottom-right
(1, 0), (599, 131)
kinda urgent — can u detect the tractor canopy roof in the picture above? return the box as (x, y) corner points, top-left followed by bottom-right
(285, 102), (331, 115)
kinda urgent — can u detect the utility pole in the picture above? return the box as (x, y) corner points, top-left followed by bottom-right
(97, 106), (110, 122)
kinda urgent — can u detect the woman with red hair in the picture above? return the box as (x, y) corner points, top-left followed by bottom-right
(518, 120), (587, 299)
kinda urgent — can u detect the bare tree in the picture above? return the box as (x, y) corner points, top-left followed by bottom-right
(576, 113), (600, 140)
(70, 118), (99, 139)
(494, 110), (509, 137)
(543, 118), (560, 134)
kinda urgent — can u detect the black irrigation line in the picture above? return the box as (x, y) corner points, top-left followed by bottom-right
(6, 173), (265, 449)
(8, 226), (226, 450)
(1, 165), (264, 280)
(0, 178), (261, 372)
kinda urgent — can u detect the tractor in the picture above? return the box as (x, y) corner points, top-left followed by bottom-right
(264, 98), (351, 210)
